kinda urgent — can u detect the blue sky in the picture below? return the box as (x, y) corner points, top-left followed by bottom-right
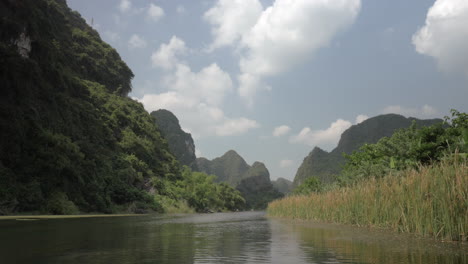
(67, 0), (468, 181)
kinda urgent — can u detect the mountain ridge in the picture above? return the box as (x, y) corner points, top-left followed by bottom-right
(293, 114), (443, 186)
(196, 150), (283, 209)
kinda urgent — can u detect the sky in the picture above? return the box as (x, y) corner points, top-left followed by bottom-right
(67, 0), (468, 181)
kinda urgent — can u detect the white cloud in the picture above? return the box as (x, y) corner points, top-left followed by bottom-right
(147, 3), (165, 22)
(128, 34), (147, 49)
(139, 92), (259, 138)
(119, 0), (131, 13)
(215, 118), (260, 136)
(273, 125), (291, 137)
(204, 0), (361, 103)
(279, 159), (294, 168)
(236, 0), (361, 102)
(140, 36), (259, 138)
(151, 36), (187, 70)
(412, 0), (468, 76)
(204, 0), (263, 50)
(164, 63), (233, 106)
(382, 105), (438, 118)
(237, 73), (271, 106)
(290, 119), (352, 149)
(355, 114), (369, 124)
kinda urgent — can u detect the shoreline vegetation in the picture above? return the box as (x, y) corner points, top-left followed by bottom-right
(269, 110), (467, 242)
(268, 159), (467, 242)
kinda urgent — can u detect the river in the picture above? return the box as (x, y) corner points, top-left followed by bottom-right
(0, 211), (466, 263)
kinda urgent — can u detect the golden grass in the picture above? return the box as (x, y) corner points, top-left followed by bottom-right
(268, 160), (467, 241)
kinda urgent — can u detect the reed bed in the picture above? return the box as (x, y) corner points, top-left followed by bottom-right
(268, 160), (467, 241)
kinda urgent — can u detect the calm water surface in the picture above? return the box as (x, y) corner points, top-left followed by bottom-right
(0, 211), (466, 263)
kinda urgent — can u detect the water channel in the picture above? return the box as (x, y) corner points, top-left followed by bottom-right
(0, 211), (466, 263)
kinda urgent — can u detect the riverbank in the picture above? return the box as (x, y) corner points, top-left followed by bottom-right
(0, 214), (147, 221)
(268, 160), (467, 241)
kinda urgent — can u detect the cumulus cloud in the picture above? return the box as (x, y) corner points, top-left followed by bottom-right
(147, 3), (165, 22)
(215, 118), (260, 136)
(273, 125), (291, 137)
(139, 92), (259, 138)
(239, 0), (361, 102)
(290, 119), (353, 148)
(240, 0), (360, 76)
(204, 0), (361, 103)
(139, 36), (259, 138)
(163, 63), (233, 106)
(382, 105), (438, 118)
(151, 36), (187, 70)
(412, 0), (468, 76)
(355, 114), (369, 124)
(119, 0), (131, 13)
(128, 34), (147, 49)
(204, 0), (263, 50)
(279, 159), (294, 168)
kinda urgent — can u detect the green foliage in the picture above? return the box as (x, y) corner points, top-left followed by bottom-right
(196, 150), (250, 186)
(293, 177), (323, 195)
(338, 110), (467, 186)
(272, 178), (293, 194)
(197, 153), (283, 210)
(293, 114), (442, 186)
(0, 0), (179, 214)
(151, 110), (197, 167)
(44, 192), (79, 215)
(270, 110), (468, 242)
(158, 167), (245, 213)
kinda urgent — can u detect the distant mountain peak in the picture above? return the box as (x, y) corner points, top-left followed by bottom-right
(293, 114), (443, 186)
(195, 150), (283, 209)
(151, 109), (196, 167)
(222, 149), (242, 158)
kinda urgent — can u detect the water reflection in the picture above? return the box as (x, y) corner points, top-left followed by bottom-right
(0, 212), (466, 264)
(288, 220), (468, 264)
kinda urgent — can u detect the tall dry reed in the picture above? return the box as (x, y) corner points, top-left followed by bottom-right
(268, 160), (467, 241)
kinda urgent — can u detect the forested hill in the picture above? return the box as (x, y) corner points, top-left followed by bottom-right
(196, 151), (283, 209)
(0, 0), (181, 214)
(272, 178), (293, 194)
(151, 109), (197, 168)
(293, 114), (443, 186)
(196, 150), (250, 187)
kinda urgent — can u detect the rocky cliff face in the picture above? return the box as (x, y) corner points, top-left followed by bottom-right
(195, 150), (250, 186)
(0, 0), (178, 214)
(151, 109), (196, 168)
(196, 151), (282, 209)
(293, 114), (443, 186)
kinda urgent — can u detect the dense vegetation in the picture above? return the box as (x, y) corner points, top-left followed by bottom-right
(196, 151), (283, 209)
(235, 162), (283, 209)
(338, 110), (467, 186)
(196, 150), (251, 186)
(293, 114), (441, 186)
(0, 0), (243, 215)
(157, 167), (245, 213)
(151, 109), (197, 168)
(269, 160), (467, 241)
(271, 177), (293, 194)
(269, 110), (467, 241)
